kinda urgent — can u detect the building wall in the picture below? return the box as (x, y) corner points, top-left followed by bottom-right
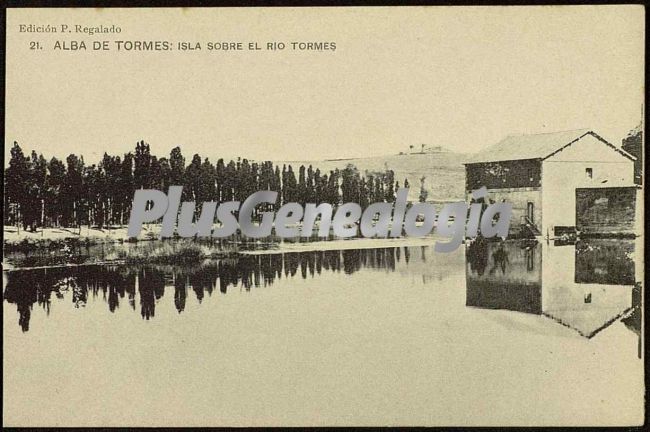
(465, 159), (541, 191)
(467, 187), (542, 237)
(541, 134), (634, 237)
(576, 187), (638, 235)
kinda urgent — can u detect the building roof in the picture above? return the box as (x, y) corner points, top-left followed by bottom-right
(466, 129), (636, 164)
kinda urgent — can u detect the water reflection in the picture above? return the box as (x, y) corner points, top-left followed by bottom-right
(466, 238), (641, 342)
(466, 239), (541, 314)
(3, 248), (402, 332)
(4, 239), (642, 352)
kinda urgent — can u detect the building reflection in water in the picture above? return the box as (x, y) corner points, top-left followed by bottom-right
(4, 240), (642, 355)
(465, 237), (641, 347)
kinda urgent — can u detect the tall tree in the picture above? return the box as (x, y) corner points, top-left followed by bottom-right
(100, 153), (122, 226)
(46, 157), (66, 227)
(215, 158), (226, 202)
(27, 152), (48, 230)
(84, 164), (104, 228)
(298, 165), (307, 205)
(133, 141), (152, 190)
(341, 164), (360, 204)
(418, 175), (428, 203)
(158, 157), (172, 192)
(64, 154), (85, 228)
(119, 153), (134, 225)
(5, 142), (30, 230)
(199, 158), (217, 203)
(184, 154), (203, 201)
(169, 146), (186, 193)
(384, 169), (395, 203)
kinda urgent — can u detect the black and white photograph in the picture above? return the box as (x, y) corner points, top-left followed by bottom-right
(2, 5), (645, 427)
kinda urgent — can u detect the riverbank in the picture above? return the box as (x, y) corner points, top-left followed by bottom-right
(3, 224), (161, 245)
(4, 222), (463, 270)
(242, 235), (443, 255)
(1, 225), (218, 269)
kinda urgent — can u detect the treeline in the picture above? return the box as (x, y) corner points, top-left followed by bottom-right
(4, 141), (415, 232)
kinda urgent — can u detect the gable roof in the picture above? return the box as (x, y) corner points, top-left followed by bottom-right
(466, 129), (636, 164)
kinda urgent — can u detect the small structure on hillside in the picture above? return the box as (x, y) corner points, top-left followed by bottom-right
(465, 129), (638, 238)
(402, 144), (452, 155)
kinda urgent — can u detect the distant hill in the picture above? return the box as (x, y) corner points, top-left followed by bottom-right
(277, 152), (467, 203)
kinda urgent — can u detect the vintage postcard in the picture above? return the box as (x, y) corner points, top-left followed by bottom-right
(2, 5), (645, 427)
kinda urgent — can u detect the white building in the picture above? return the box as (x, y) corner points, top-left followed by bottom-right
(465, 129), (637, 238)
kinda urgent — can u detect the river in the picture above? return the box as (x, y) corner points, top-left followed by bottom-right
(2, 238), (643, 426)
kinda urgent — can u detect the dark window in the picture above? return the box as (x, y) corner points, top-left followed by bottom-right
(586, 168), (593, 178)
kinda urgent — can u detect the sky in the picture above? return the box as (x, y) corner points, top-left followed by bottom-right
(5, 6), (645, 165)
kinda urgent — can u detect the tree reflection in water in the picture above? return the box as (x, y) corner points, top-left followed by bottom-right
(4, 247), (401, 332)
(4, 240), (642, 352)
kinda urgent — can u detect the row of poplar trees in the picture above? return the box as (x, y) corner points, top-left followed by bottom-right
(4, 141), (413, 232)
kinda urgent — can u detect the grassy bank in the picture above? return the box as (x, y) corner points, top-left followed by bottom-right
(3, 225), (160, 246)
(105, 239), (240, 264)
(2, 226), (250, 268)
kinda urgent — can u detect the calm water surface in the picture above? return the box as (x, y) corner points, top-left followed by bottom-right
(3, 239), (644, 426)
